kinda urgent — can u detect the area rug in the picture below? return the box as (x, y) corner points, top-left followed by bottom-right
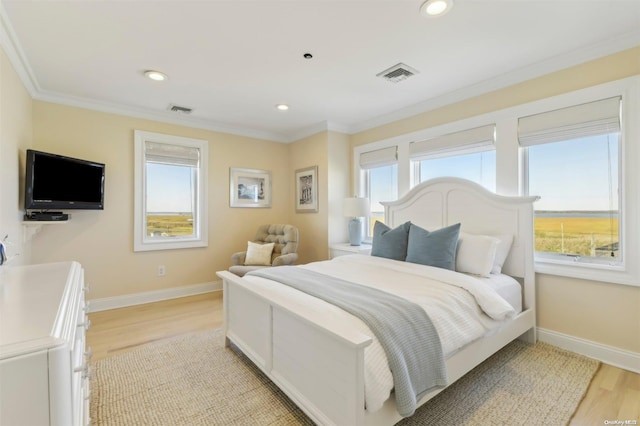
(90, 329), (599, 425)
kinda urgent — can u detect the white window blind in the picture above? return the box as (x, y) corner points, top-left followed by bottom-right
(359, 146), (397, 169)
(518, 96), (621, 147)
(409, 124), (496, 159)
(145, 141), (200, 167)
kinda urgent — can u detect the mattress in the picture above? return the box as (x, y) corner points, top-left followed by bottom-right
(473, 273), (522, 313)
(242, 254), (518, 412)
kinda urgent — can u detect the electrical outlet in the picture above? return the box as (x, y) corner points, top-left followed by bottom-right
(158, 265), (166, 276)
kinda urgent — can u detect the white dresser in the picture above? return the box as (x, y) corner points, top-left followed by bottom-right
(0, 261), (90, 426)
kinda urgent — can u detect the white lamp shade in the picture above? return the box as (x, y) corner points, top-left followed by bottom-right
(343, 197), (370, 218)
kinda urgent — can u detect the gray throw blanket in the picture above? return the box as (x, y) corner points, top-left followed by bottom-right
(247, 266), (447, 417)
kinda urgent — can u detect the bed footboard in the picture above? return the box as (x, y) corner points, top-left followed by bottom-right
(218, 270), (372, 426)
(218, 270), (536, 425)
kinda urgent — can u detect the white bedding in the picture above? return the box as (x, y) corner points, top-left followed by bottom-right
(242, 254), (517, 412)
(475, 273), (522, 313)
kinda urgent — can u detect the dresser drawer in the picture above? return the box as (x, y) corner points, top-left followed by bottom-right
(0, 262), (87, 426)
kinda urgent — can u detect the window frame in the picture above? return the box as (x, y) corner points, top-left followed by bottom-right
(516, 81), (637, 285)
(361, 162), (398, 240)
(522, 131), (622, 266)
(134, 130), (208, 252)
(352, 76), (639, 286)
(356, 145), (399, 241)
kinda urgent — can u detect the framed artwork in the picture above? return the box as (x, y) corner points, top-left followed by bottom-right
(230, 168), (271, 208)
(295, 166), (318, 213)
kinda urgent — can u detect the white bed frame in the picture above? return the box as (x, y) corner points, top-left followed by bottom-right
(217, 178), (539, 426)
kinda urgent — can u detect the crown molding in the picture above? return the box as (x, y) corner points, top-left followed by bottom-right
(2, 0), (638, 144)
(348, 31), (640, 135)
(33, 89), (291, 143)
(0, 0), (290, 143)
(286, 120), (351, 142)
(0, 1), (39, 97)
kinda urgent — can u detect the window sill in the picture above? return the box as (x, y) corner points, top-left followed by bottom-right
(535, 257), (638, 287)
(134, 238), (207, 252)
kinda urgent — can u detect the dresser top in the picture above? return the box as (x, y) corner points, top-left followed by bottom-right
(0, 261), (81, 359)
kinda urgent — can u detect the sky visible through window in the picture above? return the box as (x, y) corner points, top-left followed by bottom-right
(146, 163), (194, 213)
(528, 134), (618, 212)
(369, 164), (397, 214)
(419, 151), (496, 193)
(148, 134), (618, 218)
(369, 134), (618, 213)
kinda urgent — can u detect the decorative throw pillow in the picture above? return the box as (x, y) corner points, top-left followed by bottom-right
(406, 223), (461, 270)
(244, 241), (275, 266)
(491, 234), (514, 274)
(456, 233), (499, 277)
(371, 221), (411, 261)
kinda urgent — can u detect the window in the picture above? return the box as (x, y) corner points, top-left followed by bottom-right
(353, 78), (638, 285)
(410, 125), (496, 191)
(521, 97), (621, 266)
(367, 164), (398, 234)
(359, 146), (398, 238)
(414, 151), (496, 191)
(134, 131), (208, 251)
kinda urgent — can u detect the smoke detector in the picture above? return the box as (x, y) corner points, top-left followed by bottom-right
(376, 63), (420, 83)
(167, 104), (193, 114)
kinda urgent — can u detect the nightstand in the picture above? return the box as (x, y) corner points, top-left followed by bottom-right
(329, 243), (372, 259)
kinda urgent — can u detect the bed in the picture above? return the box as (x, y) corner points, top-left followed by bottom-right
(216, 177), (539, 425)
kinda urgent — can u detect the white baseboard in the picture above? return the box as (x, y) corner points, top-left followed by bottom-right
(88, 280), (222, 312)
(537, 327), (640, 374)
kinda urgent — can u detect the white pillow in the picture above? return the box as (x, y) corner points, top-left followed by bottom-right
(455, 233), (499, 277)
(490, 234), (514, 274)
(244, 241), (275, 266)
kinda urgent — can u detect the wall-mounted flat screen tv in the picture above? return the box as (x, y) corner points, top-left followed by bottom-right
(24, 149), (105, 210)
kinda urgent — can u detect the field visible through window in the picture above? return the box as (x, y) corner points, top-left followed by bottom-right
(146, 214), (194, 237)
(535, 214), (618, 258)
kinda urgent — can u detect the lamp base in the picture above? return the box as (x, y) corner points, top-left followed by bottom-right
(348, 218), (363, 246)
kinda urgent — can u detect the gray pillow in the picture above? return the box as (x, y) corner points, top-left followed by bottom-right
(406, 223), (461, 270)
(371, 221), (411, 261)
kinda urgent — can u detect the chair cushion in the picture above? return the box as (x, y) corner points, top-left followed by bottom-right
(244, 241), (275, 265)
(254, 224), (299, 259)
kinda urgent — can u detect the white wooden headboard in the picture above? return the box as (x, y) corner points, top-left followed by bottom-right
(382, 177), (539, 281)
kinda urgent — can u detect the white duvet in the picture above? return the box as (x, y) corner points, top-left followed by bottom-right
(242, 254), (516, 412)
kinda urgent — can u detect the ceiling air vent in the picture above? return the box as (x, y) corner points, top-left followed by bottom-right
(376, 63), (420, 83)
(168, 104), (193, 114)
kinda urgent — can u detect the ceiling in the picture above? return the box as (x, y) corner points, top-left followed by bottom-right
(2, 1), (639, 143)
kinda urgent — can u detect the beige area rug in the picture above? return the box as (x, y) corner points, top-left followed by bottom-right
(91, 329), (599, 426)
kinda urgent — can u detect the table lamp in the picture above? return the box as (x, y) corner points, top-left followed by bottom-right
(343, 197), (370, 246)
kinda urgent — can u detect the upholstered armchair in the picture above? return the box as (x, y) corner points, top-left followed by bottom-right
(229, 224), (299, 277)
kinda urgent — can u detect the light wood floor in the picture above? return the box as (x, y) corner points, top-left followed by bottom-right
(87, 292), (639, 425)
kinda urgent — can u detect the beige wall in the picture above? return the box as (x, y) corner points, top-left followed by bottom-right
(327, 131), (351, 246)
(537, 275), (639, 352)
(30, 102), (291, 300)
(348, 46), (640, 353)
(352, 47), (640, 147)
(0, 47), (33, 266)
(2, 41), (637, 354)
(287, 130), (351, 262)
(288, 131), (329, 264)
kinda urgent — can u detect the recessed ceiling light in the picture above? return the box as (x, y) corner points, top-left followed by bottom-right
(420, 0), (453, 17)
(144, 70), (168, 81)
(275, 104), (289, 111)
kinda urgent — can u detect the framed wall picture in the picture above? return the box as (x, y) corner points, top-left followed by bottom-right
(230, 168), (271, 208)
(295, 166), (318, 213)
